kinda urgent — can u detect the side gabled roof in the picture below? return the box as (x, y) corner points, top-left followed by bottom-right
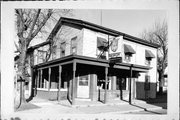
(28, 17), (159, 52)
(58, 17), (159, 48)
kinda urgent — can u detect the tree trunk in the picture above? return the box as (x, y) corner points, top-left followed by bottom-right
(18, 42), (28, 104)
(158, 70), (164, 95)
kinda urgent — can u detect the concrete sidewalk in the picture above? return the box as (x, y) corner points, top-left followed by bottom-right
(13, 97), (166, 115)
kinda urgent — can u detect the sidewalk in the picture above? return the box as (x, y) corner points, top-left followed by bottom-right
(13, 97), (166, 115)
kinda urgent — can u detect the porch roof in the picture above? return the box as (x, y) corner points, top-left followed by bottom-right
(33, 54), (151, 72)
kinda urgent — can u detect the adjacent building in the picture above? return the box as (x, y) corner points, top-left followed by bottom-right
(27, 17), (159, 105)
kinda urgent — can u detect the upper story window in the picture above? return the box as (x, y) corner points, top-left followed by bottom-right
(124, 44), (136, 62)
(60, 42), (66, 57)
(71, 36), (77, 55)
(125, 54), (132, 62)
(145, 50), (155, 66)
(97, 37), (108, 59)
(38, 49), (46, 63)
(52, 45), (57, 60)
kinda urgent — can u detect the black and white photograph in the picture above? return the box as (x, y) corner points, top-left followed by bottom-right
(1, 1), (179, 120)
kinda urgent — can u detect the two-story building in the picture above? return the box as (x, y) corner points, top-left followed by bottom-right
(27, 17), (159, 105)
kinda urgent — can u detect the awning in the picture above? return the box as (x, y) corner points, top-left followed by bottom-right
(97, 37), (108, 51)
(145, 50), (155, 58)
(124, 44), (136, 54)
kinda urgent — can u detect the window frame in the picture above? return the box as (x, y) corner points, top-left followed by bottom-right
(145, 57), (152, 66)
(71, 36), (77, 55)
(37, 49), (47, 63)
(51, 45), (57, 60)
(124, 53), (132, 62)
(60, 42), (66, 57)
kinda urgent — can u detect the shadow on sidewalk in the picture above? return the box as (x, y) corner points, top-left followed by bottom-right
(121, 99), (166, 114)
(15, 103), (41, 112)
(128, 103), (163, 114)
(145, 93), (167, 109)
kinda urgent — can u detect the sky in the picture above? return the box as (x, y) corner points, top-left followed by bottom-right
(23, 9), (167, 48)
(72, 9), (167, 38)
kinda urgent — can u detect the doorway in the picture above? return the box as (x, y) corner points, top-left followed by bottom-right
(77, 74), (90, 98)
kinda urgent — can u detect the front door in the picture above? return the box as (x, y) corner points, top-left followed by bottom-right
(77, 75), (90, 98)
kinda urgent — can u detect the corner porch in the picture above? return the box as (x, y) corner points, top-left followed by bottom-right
(32, 54), (151, 105)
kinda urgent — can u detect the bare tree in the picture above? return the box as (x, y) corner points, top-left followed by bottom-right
(140, 20), (168, 94)
(15, 9), (73, 108)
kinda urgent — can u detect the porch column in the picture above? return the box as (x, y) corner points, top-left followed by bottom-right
(72, 61), (76, 105)
(129, 64), (133, 104)
(37, 70), (39, 89)
(40, 69), (43, 88)
(104, 67), (108, 104)
(48, 68), (51, 91)
(35, 69), (39, 96)
(132, 78), (136, 99)
(33, 69), (37, 96)
(58, 65), (62, 102)
(111, 76), (116, 90)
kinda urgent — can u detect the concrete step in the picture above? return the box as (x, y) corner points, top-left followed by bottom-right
(75, 98), (91, 101)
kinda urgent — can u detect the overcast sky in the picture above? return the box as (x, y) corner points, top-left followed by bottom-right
(73, 9), (167, 38)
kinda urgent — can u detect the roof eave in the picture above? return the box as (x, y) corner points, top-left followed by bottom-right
(123, 34), (160, 48)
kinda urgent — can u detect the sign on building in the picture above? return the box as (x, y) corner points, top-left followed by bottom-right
(109, 36), (123, 58)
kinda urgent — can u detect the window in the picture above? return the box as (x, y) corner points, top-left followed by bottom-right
(97, 75), (109, 89)
(145, 58), (151, 66)
(60, 42), (66, 57)
(123, 44), (136, 62)
(97, 51), (106, 59)
(145, 50), (155, 66)
(71, 36), (77, 54)
(52, 45), (57, 60)
(124, 54), (132, 62)
(61, 74), (67, 89)
(97, 37), (108, 60)
(116, 77), (127, 90)
(37, 68), (48, 89)
(79, 75), (89, 86)
(38, 50), (46, 63)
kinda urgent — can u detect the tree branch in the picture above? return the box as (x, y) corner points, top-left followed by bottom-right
(27, 9), (41, 40)
(16, 9), (25, 39)
(29, 9), (53, 45)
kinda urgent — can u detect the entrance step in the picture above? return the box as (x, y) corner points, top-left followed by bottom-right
(75, 98), (91, 101)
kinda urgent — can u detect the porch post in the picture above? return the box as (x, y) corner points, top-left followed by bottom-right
(104, 67), (108, 104)
(48, 67), (51, 91)
(72, 61), (76, 105)
(35, 70), (39, 95)
(58, 65), (62, 102)
(40, 69), (42, 88)
(129, 64), (133, 104)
